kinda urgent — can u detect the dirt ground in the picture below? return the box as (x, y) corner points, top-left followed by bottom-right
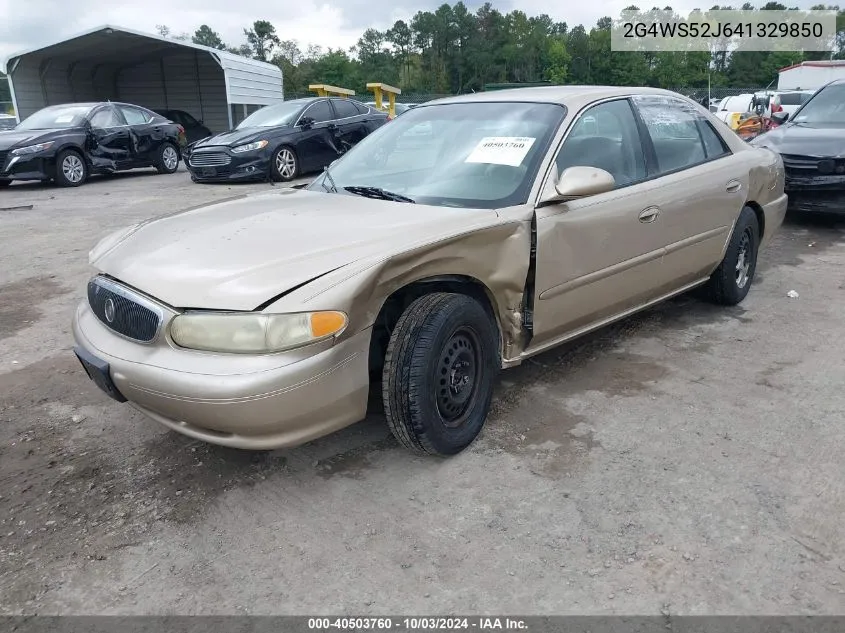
(1, 167), (844, 615)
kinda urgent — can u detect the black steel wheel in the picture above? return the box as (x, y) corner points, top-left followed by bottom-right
(383, 292), (499, 456)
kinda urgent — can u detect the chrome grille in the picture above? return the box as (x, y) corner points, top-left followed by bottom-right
(87, 277), (163, 343)
(189, 151), (231, 167)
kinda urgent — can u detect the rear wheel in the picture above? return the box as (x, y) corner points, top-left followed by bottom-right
(0, 179), (11, 188)
(701, 206), (759, 305)
(155, 143), (180, 174)
(271, 146), (299, 182)
(55, 150), (87, 187)
(382, 293), (499, 456)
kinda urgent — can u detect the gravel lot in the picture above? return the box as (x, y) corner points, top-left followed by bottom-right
(1, 166), (844, 615)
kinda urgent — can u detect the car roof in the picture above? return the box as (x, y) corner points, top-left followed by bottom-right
(430, 85), (692, 108)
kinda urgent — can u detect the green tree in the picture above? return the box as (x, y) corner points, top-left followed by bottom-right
(244, 20), (280, 61)
(193, 25), (226, 50)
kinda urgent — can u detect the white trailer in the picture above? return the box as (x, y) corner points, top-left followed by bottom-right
(777, 60), (845, 91)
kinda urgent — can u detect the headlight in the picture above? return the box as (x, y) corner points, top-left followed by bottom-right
(231, 140), (269, 153)
(11, 141), (54, 155)
(170, 311), (348, 353)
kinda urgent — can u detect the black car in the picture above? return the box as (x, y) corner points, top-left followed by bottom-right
(0, 102), (186, 188)
(185, 97), (388, 183)
(751, 79), (845, 214)
(155, 109), (212, 144)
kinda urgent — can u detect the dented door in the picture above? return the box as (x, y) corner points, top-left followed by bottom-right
(86, 106), (131, 169)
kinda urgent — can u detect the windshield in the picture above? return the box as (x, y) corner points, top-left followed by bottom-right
(236, 101), (306, 129)
(791, 84), (845, 126)
(308, 101), (566, 209)
(17, 105), (92, 130)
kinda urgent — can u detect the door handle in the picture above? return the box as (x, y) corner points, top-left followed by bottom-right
(638, 206), (660, 223)
(726, 180), (742, 193)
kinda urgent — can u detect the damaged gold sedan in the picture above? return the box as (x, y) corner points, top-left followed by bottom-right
(72, 86), (787, 455)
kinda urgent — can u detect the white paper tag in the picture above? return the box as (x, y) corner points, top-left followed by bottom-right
(465, 136), (536, 167)
(54, 114), (76, 123)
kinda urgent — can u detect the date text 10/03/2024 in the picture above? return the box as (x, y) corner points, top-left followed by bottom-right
(308, 617), (529, 630)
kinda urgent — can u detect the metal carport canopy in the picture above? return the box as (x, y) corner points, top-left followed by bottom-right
(2, 25), (284, 132)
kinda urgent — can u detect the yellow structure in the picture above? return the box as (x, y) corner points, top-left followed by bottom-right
(309, 84), (355, 98)
(366, 82), (401, 118)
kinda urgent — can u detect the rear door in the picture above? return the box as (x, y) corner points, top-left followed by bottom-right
(87, 106), (132, 169)
(294, 99), (341, 172)
(630, 94), (746, 287)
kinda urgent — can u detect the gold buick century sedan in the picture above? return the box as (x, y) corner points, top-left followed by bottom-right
(73, 86), (787, 456)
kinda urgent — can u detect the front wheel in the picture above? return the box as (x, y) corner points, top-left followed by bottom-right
(382, 293), (499, 456)
(701, 206), (760, 305)
(55, 149), (87, 187)
(271, 146), (299, 182)
(0, 179), (11, 188)
(155, 143), (180, 174)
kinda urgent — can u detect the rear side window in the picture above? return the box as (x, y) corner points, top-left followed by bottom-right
(699, 121), (730, 159)
(779, 92), (812, 106)
(353, 101), (370, 115)
(119, 106), (152, 125)
(333, 99), (360, 119)
(633, 95), (714, 175)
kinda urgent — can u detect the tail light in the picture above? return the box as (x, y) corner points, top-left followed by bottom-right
(771, 102), (783, 113)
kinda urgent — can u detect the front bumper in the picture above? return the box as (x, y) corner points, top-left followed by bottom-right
(0, 153), (53, 182)
(184, 146), (272, 183)
(72, 300), (371, 450)
(784, 160), (845, 214)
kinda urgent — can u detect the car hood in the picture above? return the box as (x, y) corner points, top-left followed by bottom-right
(90, 189), (499, 311)
(191, 126), (290, 149)
(0, 129), (63, 150)
(754, 123), (845, 158)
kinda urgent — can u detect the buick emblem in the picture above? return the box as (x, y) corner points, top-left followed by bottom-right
(104, 298), (116, 323)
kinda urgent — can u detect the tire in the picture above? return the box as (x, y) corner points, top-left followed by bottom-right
(271, 146), (299, 182)
(54, 149), (87, 187)
(382, 292), (499, 456)
(0, 179), (10, 188)
(154, 143), (180, 174)
(701, 206), (760, 305)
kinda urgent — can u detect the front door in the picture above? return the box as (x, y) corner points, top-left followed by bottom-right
(87, 106), (131, 169)
(528, 98), (668, 353)
(295, 99), (341, 172)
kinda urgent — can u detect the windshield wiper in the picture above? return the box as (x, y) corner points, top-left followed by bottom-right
(342, 186), (415, 204)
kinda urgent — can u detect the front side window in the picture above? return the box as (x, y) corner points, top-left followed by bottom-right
(633, 95), (712, 174)
(302, 100), (333, 123)
(556, 99), (646, 187)
(307, 101), (566, 209)
(89, 107), (124, 129)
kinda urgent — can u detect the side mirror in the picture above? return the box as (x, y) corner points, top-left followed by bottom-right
(542, 166), (615, 204)
(299, 116), (315, 128)
(771, 111), (789, 125)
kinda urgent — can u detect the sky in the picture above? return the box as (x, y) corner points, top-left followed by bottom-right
(0, 0), (829, 68)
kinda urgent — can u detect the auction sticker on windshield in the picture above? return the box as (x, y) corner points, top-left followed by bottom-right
(465, 136), (536, 166)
